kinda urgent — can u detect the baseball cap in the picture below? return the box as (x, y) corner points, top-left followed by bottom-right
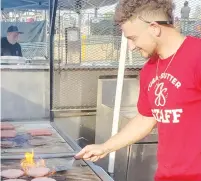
(7, 26), (24, 34)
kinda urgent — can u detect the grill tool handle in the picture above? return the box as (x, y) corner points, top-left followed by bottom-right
(1, 152), (78, 160)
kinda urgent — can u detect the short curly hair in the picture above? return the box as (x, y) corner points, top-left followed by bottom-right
(114, 0), (175, 25)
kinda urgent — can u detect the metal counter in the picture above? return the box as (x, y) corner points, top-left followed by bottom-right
(1, 64), (50, 120)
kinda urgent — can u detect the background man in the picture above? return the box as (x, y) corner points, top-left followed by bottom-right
(181, 1), (191, 19)
(1, 25), (23, 56)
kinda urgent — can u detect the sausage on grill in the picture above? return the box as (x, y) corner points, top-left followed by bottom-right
(1, 141), (15, 148)
(31, 177), (56, 181)
(27, 167), (50, 177)
(0, 122), (15, 130)
(1, 169), (24, 179)
(28, 129), (52, 136)
(4, 179), (27, 181)
(1, 130), (17, 138)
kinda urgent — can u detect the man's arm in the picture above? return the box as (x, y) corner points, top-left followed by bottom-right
(1, 37), (5, 56)
(18, 45), (23, 57)
(103, 113), (156, 153)
(181, 7), (183, 14)
(1, 48), (4, 56)
(76, 113), (157, 161)
(76, 66), (155, 161)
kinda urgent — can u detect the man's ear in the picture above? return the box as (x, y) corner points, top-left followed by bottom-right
(149, 22), (161, 37)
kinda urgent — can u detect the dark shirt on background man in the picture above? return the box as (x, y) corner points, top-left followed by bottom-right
(1, 37), (22, 56)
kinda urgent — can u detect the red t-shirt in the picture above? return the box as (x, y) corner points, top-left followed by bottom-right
(137, 36), (201, 181)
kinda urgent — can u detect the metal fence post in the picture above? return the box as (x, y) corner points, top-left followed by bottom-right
(49, 0), (58, 122)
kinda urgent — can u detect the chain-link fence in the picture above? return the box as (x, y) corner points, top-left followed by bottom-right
(53, 9), (144, 65)
(52, 0), (142, 110)
(52, 0), (201, 111)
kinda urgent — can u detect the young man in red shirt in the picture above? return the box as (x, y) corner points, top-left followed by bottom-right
(76, 0), (201, 180)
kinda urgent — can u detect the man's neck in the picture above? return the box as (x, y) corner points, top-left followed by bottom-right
(156, 30), (186, 60)
(7, 36), (16, 45)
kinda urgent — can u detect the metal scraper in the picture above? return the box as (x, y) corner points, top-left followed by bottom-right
(1, 152), (78, 159)
(46, 157), (77, 172)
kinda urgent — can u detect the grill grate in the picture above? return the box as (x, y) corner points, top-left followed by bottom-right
(1, 159), (101, 181)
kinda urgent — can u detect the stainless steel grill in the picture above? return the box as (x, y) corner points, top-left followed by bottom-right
(1, 121), (113, 181)
(1, 160), (102, 181)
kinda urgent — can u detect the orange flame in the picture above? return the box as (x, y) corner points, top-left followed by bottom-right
(20, 150), (46, 173)
(48, 169), (56, 176)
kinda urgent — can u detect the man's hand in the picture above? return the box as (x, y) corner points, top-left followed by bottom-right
(75, 144), (109, 162)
